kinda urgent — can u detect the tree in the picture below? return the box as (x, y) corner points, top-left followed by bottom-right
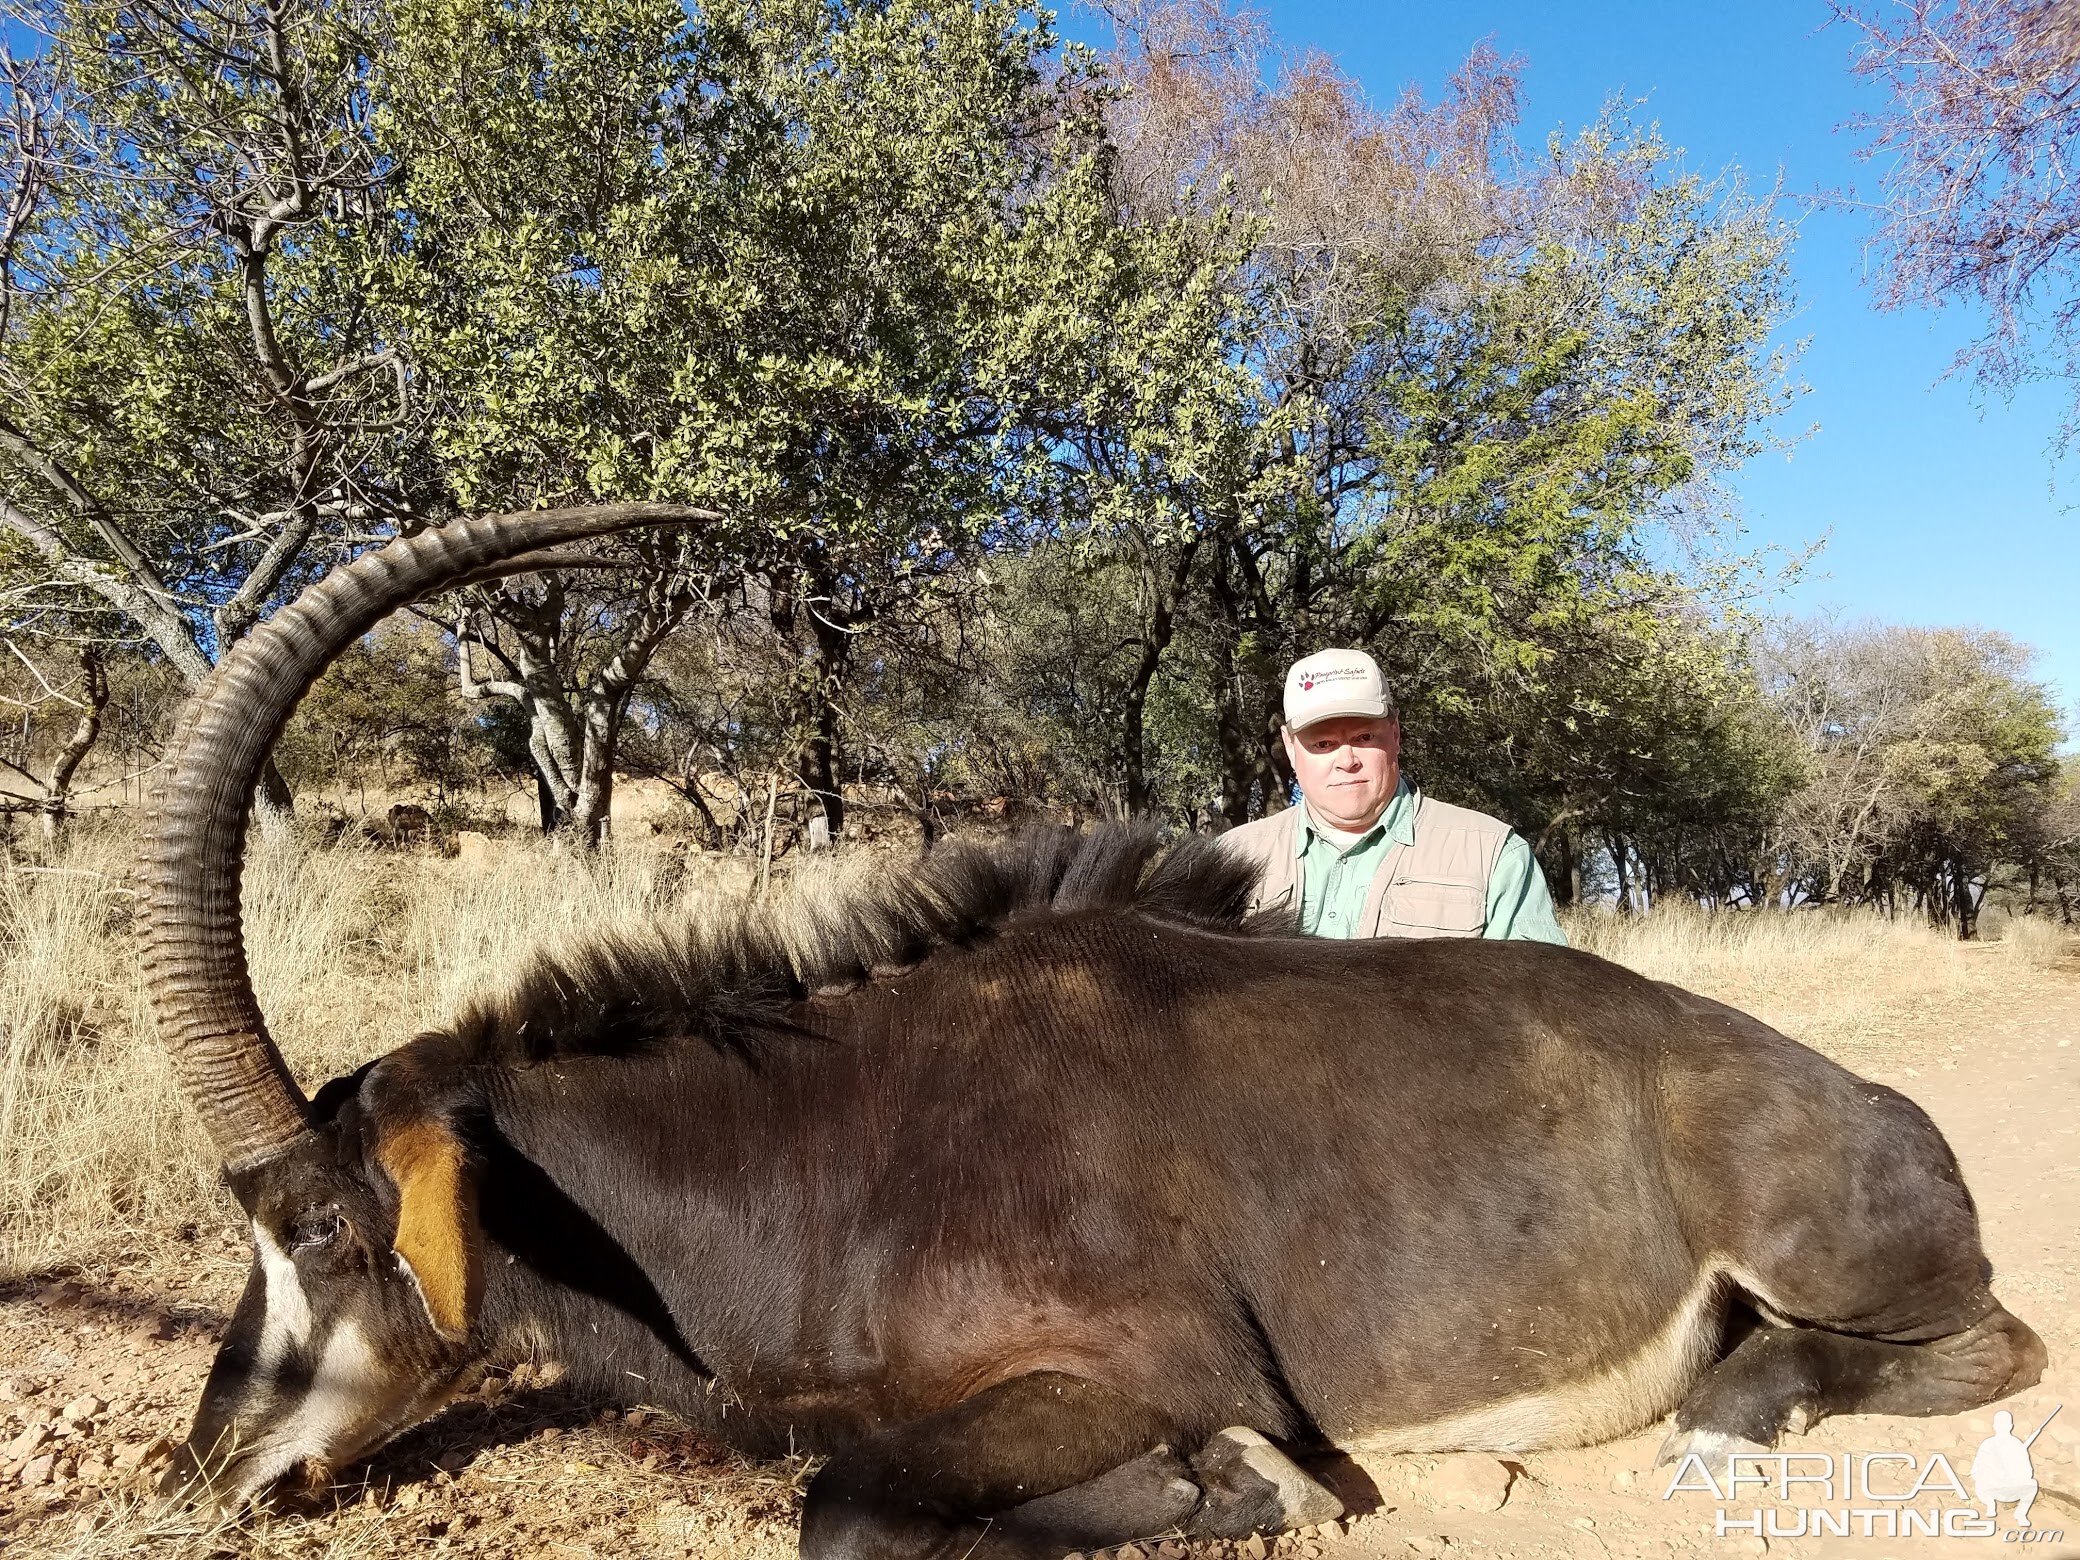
(1837, 0), (2080, 423)
(1081, 1), (1799, 826)
(2027, 755), (2080, 920)
(0, 0), (419, 818)
(275, 617), (516, 811)
(0, 634), (104, 837)
(1760, 619), (2063, 934)
(369, 0), (1228, 840)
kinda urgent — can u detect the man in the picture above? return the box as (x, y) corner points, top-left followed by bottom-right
(1221, 648), (1566, 943)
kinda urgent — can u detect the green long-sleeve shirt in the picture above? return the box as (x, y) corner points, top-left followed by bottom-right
(1295, 782), (1567, 944)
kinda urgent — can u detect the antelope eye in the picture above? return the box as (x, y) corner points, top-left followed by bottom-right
(290, 1208), (343, 1252)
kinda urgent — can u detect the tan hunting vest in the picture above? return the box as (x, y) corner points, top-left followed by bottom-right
(1219, 789), (1512, 939)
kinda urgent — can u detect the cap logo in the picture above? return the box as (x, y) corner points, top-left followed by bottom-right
(1300, 676), (1316, 690)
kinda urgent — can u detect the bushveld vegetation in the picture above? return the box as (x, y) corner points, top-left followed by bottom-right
(0, 0), (2072, 937)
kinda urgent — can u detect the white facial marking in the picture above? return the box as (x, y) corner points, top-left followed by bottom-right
(252, 1223), (314, 1376)
(231, 1318), (392, 1502)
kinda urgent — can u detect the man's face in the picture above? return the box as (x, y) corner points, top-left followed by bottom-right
(1283, 714), (1401, 832)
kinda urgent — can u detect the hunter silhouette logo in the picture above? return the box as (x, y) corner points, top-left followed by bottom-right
(1661, 1404), (2066, 1542)
(1973, 1408), (2054, 1528)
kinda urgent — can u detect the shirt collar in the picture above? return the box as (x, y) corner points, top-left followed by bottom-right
(1295, 778), (1417, 856)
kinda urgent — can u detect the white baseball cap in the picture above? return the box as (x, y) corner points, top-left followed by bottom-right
(1283, 648), (1394, 730)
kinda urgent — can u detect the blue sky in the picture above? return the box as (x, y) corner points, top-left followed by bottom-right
(1081, 0), (2080, 730)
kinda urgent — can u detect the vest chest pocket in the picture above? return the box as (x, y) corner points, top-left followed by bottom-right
(1383, 879), (1487, 938)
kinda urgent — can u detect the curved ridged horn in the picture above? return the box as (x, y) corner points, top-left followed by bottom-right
(139, 504), (723, 1172)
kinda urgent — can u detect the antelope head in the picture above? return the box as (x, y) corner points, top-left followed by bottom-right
(139, 504), (718, 1506)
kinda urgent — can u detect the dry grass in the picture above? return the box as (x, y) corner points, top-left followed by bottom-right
(1563, 900), (2075, 1071)
(0, 820), (758, 1275)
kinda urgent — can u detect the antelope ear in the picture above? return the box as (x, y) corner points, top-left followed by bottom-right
(375, 1118), (481, 1343)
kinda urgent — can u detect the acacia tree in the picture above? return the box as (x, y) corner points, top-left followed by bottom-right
(1757, 619), (2063, 934)
(1837, 0), (2080, 422)
(0, 1), (420, 812)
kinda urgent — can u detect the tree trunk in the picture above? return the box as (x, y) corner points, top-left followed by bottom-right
(1950, 859), (1981, 940)
(1608, 832), (1634, 915)
(679, 761), (725, 850)
(1209, 550), (1277, 825)
(800, 607), (848, 839)
(34, 646), (109, 841)
(1260, 703), (1294, 812)
(1121, 537), (1200, 817)
(569, 695), (624, 848)
(1538, 825), (1578, 909)
(1212, 652), (1252, 829)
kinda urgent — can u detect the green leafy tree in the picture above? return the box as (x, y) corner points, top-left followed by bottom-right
(368, 0), (1231, 839)
(1079, 2), (1800, 827)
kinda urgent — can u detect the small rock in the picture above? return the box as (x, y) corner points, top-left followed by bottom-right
(1573, 1517), (1597, 1530)
(76, 1456), (109, 1483)
(61, 1394), (103, 1423)
(113, 1435), (173, 1472)
(36, 1280), (82, 1309)
(1423, 1453), (1514, 1511)
(1406, 1538), (1451, 1559)
(1157, 1545), (1189, 1559)
(19, 1453), (55, 1487)
(1611, 1467), (1638, 1491)
(4, 1423), (51, 1460)
(0, 1378), (24, 1402)
(1116, 1546), (1147, 1560)
(133, 1312), (178, 1344)
(1241, 1537), (1269, 1560)
(1313, 1520), (1344, 1538)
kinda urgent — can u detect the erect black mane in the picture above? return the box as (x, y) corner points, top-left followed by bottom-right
(446, 824), (1266, 1067)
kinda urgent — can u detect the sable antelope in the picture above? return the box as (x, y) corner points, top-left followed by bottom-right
(141, 506), (2045, 1558)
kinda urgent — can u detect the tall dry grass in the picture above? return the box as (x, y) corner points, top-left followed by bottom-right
(2, 821), (2073, 1274)
(1564, 900), (2073, 1069)
(0, 820), (757, 1274)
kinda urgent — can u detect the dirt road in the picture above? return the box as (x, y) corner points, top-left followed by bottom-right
(2, 974), (2076, 1560)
